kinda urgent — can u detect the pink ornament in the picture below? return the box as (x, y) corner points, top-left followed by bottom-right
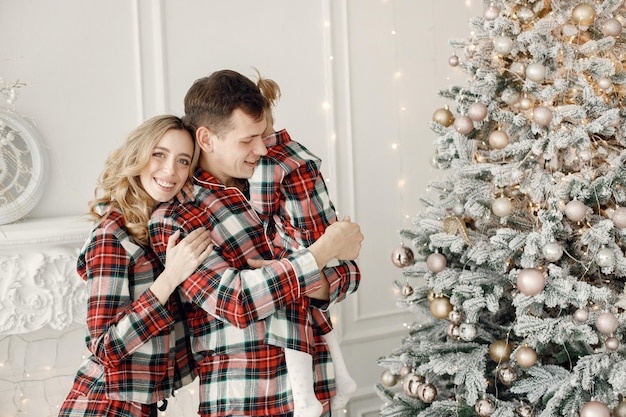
(573, 308), (589, 323)
(516, 268), (545, 296)
(532, 106), (553, 126)
(580, 401), (610, 417)
(488, 131), (509, 149)
(483, 5), (500, 20)
(449, 55), (459, 67)
(454, 115), (474, 135)
(605, 336), (620, 351)
(595, 312), (618, 334)
(602, 18), (622, 37)
(468, 102), (488, 121)
(426, 253), (447, 273)
(564, 200), (587, 222)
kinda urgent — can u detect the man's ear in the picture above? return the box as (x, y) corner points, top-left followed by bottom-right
(196, 126), (214, 152)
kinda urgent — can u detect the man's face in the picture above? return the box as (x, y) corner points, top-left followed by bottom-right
(204, 108), (268, 187)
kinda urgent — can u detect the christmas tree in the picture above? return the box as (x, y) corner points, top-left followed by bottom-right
(377, 1), (626, 417)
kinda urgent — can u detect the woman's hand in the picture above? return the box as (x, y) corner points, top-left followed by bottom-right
(151, 228), (213, 303)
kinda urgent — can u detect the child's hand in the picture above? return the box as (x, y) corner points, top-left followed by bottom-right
(247, 258), (275, 269)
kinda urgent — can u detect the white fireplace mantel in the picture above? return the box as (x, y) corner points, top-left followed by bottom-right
(0, 216), (92, 335)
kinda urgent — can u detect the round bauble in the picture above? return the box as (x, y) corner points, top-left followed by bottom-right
(516, 6), (535, 23)
(448, 309), (462, 324)
(483, 5), (500, 20)
(602, 18), (623, 37)
(515, 345), (537, 367)
(595, 248), (615, 268)
(399, 365), (411, 377)
(595, 312), (618, 334)
(433, 107), (454, 127)
(494, 36), (514, 54)
(497, 364), (518, 385)
(532, 106), (553, 126)
(475, 398), (496, 417)
(605, 336), (620, 351)
(430, 296), (453, 319)
(597, 77), (613, 91)
(447, 323), (461, 340)
(492, 196), (512, 217)
(459, 323), (478, 341)
(613, 398), (626, 417)
(519, 97), (532, 110)
(468, 102), (488, 121)
(516, 268), (546, 296)
(449, 55), (459, 67)
(402, 373), (424, 397)
(489, 339), (513, 363)
(454, 115), (474, 135)
(391, 245), (414, 268)
(489, 130), (509, 149)
(574, 308), (589, 323)
(564, 200), (587, 222)
(580, 401), (610, 417)
(572, 4), (596, 27)
(516, 404), (535, 417)
(426, 253), (447, 272)
(401, 284), (414, 297)
(612, 207), (626, 228)
(417, 382), (437, 403)
(526, 63), (546, 83)
(380, 369), (398, 387)
(542, 242), (563, 262)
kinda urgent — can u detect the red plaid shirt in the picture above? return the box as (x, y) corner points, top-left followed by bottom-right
(148, 164), (355, 416)
(61, 208), (195, 412)
(249, 129), (360, 349)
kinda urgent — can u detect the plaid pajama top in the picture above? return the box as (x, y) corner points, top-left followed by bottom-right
(148, 166), (355, 416)
(67, 208), (195, 406)
(249, 129), (361, 351)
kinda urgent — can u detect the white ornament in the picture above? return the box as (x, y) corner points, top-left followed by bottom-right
(526, 63), (546, 82)
(494, 36), (514, 54)
(459, 323), (477, 341)
(519, 97), (532, 110)
(533, 106), (553, 126)
(574, 308), (589, 323)
(542, 242), (563, 262)
(595, 248), (614, 267)
(489, 130), (509, 149)
(602, 18), (622, 37)
(595, 312), (618, 334)
(483, 5), (500, 20)
(454, 115), (474, 135)
(598, 77), (613, 91)
(468, 102), (488, 121)
(564, 200), (587, 221)
(492, 196), (512, 217)
(612, 207), (626, 228)
(516, 268), (546, 296)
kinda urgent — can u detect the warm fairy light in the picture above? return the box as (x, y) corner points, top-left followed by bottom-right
(394, 71), (402, 79)
(331, 132), (337, 142)
(398, 178), (406, 188)
(321, 101), (330, 111)
(391, 30), (397, 35)
(324, 20), (330, 27)
(391, 143), (398, 150)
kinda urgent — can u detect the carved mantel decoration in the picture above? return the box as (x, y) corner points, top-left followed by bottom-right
(0, 216), (92, 335)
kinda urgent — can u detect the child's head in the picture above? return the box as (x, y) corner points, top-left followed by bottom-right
(253, 68), (281, 137)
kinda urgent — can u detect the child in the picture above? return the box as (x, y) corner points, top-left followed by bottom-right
(249, 73), (359, 416)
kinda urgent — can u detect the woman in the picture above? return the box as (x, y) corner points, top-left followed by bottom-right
(59, 115), (212, 417)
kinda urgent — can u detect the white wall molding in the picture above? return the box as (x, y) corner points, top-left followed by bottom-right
(0, 216), (90, 335)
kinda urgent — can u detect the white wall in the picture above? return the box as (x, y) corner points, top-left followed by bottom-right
(0, 1), (481, 416)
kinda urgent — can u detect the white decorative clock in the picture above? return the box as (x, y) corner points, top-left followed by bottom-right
(0, 109), (48, 225)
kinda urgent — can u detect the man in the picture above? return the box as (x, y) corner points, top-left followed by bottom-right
(148, 69), (363, 417)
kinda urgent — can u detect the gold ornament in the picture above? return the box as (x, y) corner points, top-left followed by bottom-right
(433, 107), (454, 127)
(430, 295), (453, 319)
(443, 216), (471, 245)
(515, 345), (537, 367)
(391, 244), (414, 268)
(613, 398), (626, 417)
(489, 339), (513, 363)
(380, 369), (399, 387)
(571, 3), (596, 27)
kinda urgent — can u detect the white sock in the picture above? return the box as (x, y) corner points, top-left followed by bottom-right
(323, 330), (357, 410)
(284, 348), (324, 417)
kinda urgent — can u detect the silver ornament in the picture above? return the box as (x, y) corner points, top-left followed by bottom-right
(497, 364), (518, 385)
(402, 373), (424, 398)
(401, 284), (414, 297)
(595, 248), (615, 267)
(391, 244), (414, 268)
(446, 323), (461, 340)
(516, 404), (535, 417)
(564, 200), (587, 222)
(532, 106), (553, 126)
(595, 312), (618, 334)
(417, 383), (437, 403)
(475, 398), (496, 417)
(542, 242), (563, 262)
(459, 323), (477, 341)
(448, 309), (462, 324)
(516, 268), (546, 296)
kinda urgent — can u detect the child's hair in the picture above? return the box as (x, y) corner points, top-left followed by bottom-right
(254, 68), (281, 109)
(88, 115), (196, 246)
